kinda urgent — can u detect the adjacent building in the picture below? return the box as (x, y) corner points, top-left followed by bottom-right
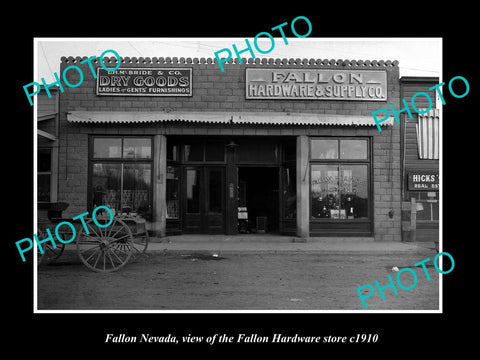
(400, 76), (440, 242)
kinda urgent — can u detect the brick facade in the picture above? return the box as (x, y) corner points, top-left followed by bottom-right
(55, 56), (402, 241)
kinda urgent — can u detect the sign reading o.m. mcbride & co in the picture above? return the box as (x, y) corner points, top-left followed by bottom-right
(96, 68), (192, 96)
(246, 69), (387, 101)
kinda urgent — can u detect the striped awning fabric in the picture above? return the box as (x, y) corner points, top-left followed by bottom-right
(416, 109), (439, 159)
(66, 111), (393, 127)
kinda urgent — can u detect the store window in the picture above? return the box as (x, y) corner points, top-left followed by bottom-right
(311, 139), (338, 159)
(123, 138), (152, 159)
(340, 139), (368, 159)
(310, 138), (370, 220)
(410, 192), (439, 221)
(90, 137), (153, 219)
(93, 138), (122, 158)
(38, 148), (52, 202)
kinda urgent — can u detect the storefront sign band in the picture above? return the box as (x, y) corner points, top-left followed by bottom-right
(246, 69), (387, 101)
(96, 68), (192, 96)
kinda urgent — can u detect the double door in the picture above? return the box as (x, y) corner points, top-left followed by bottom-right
(183, 166), (225, 234)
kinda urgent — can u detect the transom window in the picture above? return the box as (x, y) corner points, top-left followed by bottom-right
(182, 141), (226, 163)
(311, 138), (368, 160)
(93, 137), (152, 159)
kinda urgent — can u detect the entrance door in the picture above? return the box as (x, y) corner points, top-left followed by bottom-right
(238, 167), (280, 233)
(183, 166), (225, 234)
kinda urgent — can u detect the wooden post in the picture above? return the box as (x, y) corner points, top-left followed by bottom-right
(409, 197), (417, 242)
(225, 145), (238, 235)
(296, 135), (309, 240)
(153, 135), (166, 237)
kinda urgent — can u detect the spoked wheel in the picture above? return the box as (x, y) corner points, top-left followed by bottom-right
(76, 218), (133, 272)
(37, 228), (65, 266)
(131, 220), (149, 259)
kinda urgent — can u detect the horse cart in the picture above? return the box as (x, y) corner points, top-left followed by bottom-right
(37, 202), (149, 272)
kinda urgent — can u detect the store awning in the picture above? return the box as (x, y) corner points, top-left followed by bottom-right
(66, 111), (393, 127)
(38, 111), (57, 122)
(37, 111), (58, 141)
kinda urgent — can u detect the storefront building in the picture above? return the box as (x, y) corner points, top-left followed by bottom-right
(38, 55), (404, 241)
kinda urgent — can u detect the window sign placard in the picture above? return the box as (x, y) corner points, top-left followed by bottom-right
(96, 68), (192, 96)
(246, 69), (387, 101)
(408, 171), (439, 190)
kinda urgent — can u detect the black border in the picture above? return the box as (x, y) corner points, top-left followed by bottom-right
(8, 6), (470, 355)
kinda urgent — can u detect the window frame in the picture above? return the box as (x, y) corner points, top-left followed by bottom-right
(88, 135), (154, 218)
(182, 140), (227, 164)
(92, 136), (153, 160)
(309, 137), (372, 222)
(310, 137), (370, 162)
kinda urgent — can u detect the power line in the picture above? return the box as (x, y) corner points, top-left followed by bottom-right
(39, 42), (54, 76)
(127, 42), (143, 57)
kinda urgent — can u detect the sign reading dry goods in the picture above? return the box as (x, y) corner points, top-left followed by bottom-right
(96, 68), (192, 96)
(246, 69), (387, 101)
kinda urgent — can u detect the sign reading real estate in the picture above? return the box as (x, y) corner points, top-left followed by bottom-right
(246, 69), (387, 101)
(96, 68), (192, 96)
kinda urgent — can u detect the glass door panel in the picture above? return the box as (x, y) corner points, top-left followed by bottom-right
(183, 166), (225, 234)
(204, 167), (225, 233)
(186, 167), (200, 214)
(207, 168), (223, 213)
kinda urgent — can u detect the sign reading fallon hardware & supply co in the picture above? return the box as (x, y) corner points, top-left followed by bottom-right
(246, 69), (387, 101)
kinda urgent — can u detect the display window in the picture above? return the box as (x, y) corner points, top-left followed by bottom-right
(310, 138), (370, 220)
(89, 136), (153, 219)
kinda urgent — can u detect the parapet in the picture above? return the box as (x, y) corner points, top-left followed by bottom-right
(60, 56), (399, 67)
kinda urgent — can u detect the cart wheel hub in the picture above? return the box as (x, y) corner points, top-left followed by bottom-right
(100, 239), (110, 248)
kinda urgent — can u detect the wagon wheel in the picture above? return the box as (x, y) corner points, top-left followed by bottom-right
(131, 221), (149, 259)
(76, 218), (133, 272)
(36, 228), (65, 265)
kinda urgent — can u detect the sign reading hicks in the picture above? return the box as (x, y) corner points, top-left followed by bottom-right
(408, 171), (439, 190)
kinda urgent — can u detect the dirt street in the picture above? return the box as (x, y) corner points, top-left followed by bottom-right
(37, 249), (439, 311)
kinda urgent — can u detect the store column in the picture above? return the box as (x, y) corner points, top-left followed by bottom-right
(225, 143), (238, 235)
(296, 135), (309, 239)
(154, 134), (167, 237)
